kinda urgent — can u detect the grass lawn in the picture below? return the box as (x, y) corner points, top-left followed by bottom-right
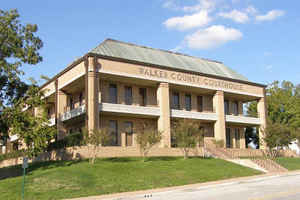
(0, 157), (261, 200)
(276, 157), (300, 171)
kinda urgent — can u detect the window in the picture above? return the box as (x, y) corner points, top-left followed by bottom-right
(185, 94), (192, 111)
(224, 100), (229, 115)
(109, 84), (117, 104)
(226, 128), (231, 148)
(124, 86), (133, 105)
(139, 88), (147, 106)
(232, 101), (238, 116)
(124, 121), (133, 146)
(79, 92), (83, 106)
(47, 107), (51, 118)
(172, 92), (180, 109)
(197, 96), (203, 112)
(70, 96), (74, 110)
(109, 120), (118, 146)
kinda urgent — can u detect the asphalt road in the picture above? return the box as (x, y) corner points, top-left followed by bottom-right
(104, 172), (300, 200)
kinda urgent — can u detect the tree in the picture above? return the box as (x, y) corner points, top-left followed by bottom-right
(246, 81), (300, 148)
(0, 9), (43, 108)
(0, 9), (43, 143)
(83, 128), (111, 164)
(135, 123), (162, 161)
(3, 83), (56, 158)
(262, 120), (294, 159)
(172, 119), (203, 159)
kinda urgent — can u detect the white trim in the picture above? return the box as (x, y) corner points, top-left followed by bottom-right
(10, 134), (19, 142)
(99, 69), (263, 98)
(171, 109), (218, 121)
(58, 72), (85, 90)
(225, 115), (261, 125)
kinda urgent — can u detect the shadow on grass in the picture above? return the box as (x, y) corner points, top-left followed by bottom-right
(101, 157), (137, 163)
(0, 159), (84, 180)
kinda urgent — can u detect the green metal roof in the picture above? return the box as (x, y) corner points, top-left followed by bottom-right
(90, 39), (249, 82)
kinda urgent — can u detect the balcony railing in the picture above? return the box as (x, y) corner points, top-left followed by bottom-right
(100, 103), (160, 116)
(171, 109), (218, 121)
(61, 105), (86, 121)
(225, 115), (261, 125)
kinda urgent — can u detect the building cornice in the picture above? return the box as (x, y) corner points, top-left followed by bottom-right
(40, 52), (267, 91)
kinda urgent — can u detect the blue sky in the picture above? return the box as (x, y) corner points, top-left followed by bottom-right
(2, 0), (300, 86)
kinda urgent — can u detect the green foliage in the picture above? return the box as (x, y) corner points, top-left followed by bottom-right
(3, 84), (56, 158)
(83, 128), (111, 164)
(246, 80), (300, 149)
(171, 119), (204, 159)
(263, 121), (294, 158)
(0, 9), (43, 108)
(135, 123), (162, 161)
(0, 150), (24, 162)
(47, 132), (83, 151)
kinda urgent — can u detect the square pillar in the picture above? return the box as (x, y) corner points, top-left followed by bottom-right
(86, 56), (100, 133)
(57, 90), (67, 140)
(257, 91), (267, 149)
(213, 90), (226, 146)
(239, 128), (246, 149)
(238, 101), (244, 116)
(230, 129), (236, 148)
(157, 82), (171, 147)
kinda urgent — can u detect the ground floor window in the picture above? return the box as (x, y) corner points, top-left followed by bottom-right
(124, 121), (133, 146)
(109, 120), (118, 146)
(226, 128), (231, 148)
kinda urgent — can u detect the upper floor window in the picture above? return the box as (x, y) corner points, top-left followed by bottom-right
(79, 92), (83, 106)
(109, 84), (117, 104)
(172, 92), (180, 109)
(185, 94), (192, 111)
(197, 96), (203, 112)
(139, 88), (147, 106)
(70, 96), (74, 110)
(232, 101), (238, 116)
(224, 100), (229, 115)
(124, 86), (133, 105)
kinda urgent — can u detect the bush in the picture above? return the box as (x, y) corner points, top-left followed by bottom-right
(47, 132), (83, 151)
(0, 150), (25, 162)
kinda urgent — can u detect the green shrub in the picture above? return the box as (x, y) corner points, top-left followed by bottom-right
(47, 132), (83, 151)
(0, 150), (25, 162)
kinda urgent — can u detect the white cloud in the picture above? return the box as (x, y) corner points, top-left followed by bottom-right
(256, 10), (285, 22)
(163, 11), (212, 31)
(185, 25), (243, 49)
(218, 10), (249, 23)
(163, 0), (180, 11)
(245, 5), (258, 15)
(265, 65), (273, 71)
(183, 0), (216, 13)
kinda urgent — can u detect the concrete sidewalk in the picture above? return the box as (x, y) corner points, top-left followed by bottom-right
(66, 170), (300, 200)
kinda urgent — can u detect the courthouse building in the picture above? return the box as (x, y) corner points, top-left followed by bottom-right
(40, 39), (267, 150)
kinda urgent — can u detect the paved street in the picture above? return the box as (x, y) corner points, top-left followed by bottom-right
(75, 171), (300, 200)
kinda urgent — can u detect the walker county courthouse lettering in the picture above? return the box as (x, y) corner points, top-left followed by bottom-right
(139, 67), (244, 91)
(1, 39), (268, 154)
